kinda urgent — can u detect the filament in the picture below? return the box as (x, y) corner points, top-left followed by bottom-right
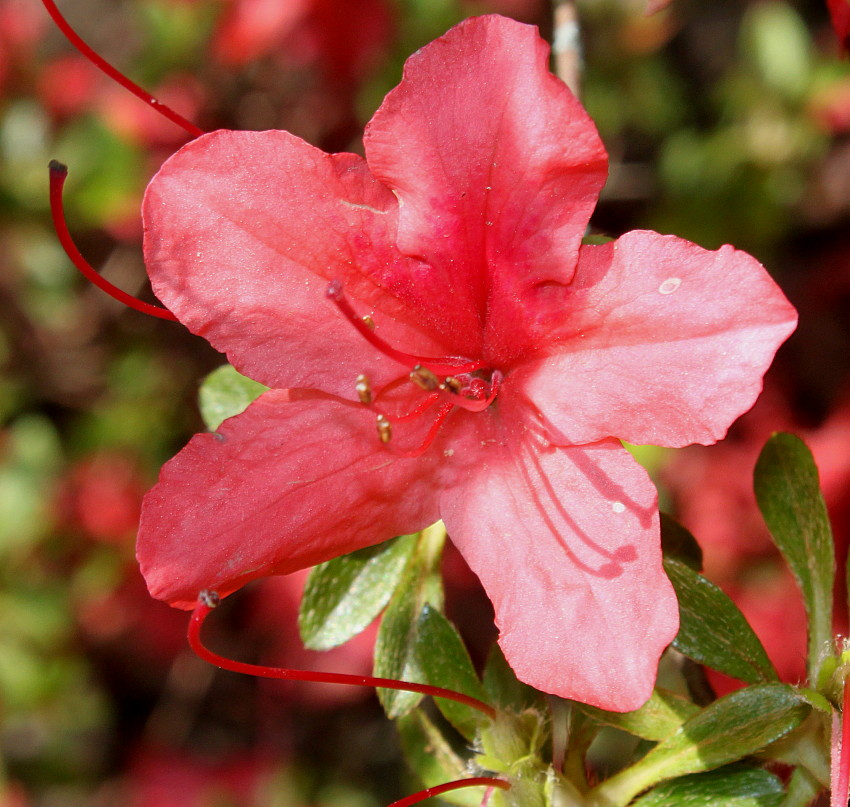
(326, 281), (483, 376)
(386, 778), (510, 807)
(40, 0), (204, 138)
(188, 591), (497, 720)
(375, 392), (441, 423)
(49, 161), (178, 321)
(391, 402), (455, 458)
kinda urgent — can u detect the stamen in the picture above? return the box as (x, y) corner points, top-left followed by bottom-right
(49, 162), (179, 321)
(391, 402), (455, 459)
(387, 393), (440, 423)
(376, 414), (393, 443)
(326, 281), (484, 376)
(410, 365), (439, 391)
(442, 377), (462, 394)
(188, 591), (497, 719)
(356, 374), (373, 404)
(386, 778), (510, 807)
(40, 0), (204, 138)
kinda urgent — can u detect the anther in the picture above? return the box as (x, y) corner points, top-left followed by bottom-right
(376, 414), (393, 443)
(410, 365), (439, 391)
(355, 374), (373, 404)
(441, 376), (462, 394)
(362, 315), (375, 330)
(199, 589), (220, 609)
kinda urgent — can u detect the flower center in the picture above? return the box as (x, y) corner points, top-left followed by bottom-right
(326, 281), (501, 456)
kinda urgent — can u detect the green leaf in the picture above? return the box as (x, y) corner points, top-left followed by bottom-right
(754, 433), (834, 681)
(664, 557), (778, 684)
(660, 513), (703, 572)
(414, 605), (488, 740)
(299, 535), (417, 650)
(576, 687), (700, 742)
(589, 684), (810, 807)
(781, 767), (823, 807)
(396, 710), (481, 807)
(483, 644), (544, 713)
(198, 364), (268, 431)
(373, 524), (445, 718)
(631, 765), (784, 806)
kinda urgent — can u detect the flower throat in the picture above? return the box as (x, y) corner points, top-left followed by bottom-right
(326, 280), (502, 456)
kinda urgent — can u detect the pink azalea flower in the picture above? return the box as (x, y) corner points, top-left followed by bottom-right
(137, 14), (797, 711)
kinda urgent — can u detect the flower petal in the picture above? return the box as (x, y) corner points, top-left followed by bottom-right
(515, 231), (798, 448)
(364, 15), (607, 360)
(440, 429), (678, 711)
(143, 130), (453, 396)
(137, 390), (445, 609)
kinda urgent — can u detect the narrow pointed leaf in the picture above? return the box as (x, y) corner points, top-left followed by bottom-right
(415, 605), (488, 740)
(664, 557), (778, 683)
(198, 364), (268, 431)
(754, 433), (834, 681)
(374, 525), (445, 717)
(589, 684), (810, 807)
(631, 765), (784, 806)
(576, 687), (700, 742)
(299, 534), (417, 650)
(660, 513), (703, 572)
(483, 643), (545, 712)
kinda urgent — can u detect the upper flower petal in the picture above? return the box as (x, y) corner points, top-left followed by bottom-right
(363, 15), (608, 361)
(143, 129), (454, 396)
(439, 426), (678, 712)
(514, 231), (798, 448)
(137, 389), (446, 609)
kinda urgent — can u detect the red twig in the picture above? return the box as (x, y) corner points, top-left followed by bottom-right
(386, 777), (510, 807)
(49, 161), (178, 322)
(40, 0), (204, 138)
(188, 591), (497, 720)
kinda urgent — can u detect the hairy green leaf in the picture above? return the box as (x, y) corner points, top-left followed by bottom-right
(754, 433), (834, 681)
(299, 535), (417, 650)
(665, 557), (778, 683)
(198, 364), (268, 431)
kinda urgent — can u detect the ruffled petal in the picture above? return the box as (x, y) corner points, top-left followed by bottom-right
(143, 130), (454, 396)
(364, 15), (607, 361)
(439, 428), (678, 712)
(515, 231), (798, 448)
(138, 390), (446, 609)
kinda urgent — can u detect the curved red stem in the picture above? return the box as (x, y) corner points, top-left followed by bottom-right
(188, 592), (497, 721)
(40, 0), (204, 138)
(386, 778), (510, 807)
(49, 161), (178, 322)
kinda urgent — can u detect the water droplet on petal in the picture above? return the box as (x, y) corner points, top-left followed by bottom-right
(611, 501), (625, 513)
(658, 277), (681, 295)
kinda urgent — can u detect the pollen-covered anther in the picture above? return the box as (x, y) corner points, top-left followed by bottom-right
(376, 414), (393, 443)
(355, 373), (373, 404)
(199, 589), (220, 608)
(441, 376), (463, 394)
(410, 364), (439, 391)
